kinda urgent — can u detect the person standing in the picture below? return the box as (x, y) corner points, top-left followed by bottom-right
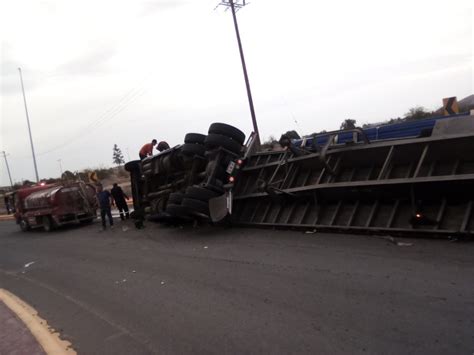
(111, 183), (130, 220)
(4, 195), (11, 214)
(96, 184), (114, 230)
(139, 139), (157, 160)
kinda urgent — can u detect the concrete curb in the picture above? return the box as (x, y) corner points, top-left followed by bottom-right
(0, 288), (76, 355)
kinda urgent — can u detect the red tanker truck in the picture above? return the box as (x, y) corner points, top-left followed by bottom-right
(13, 182), (97, 232)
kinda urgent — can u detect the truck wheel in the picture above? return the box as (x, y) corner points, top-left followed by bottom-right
(182, 198), (209, 215)
(125, 160), (141, 172)
(185, 186), (220, 202)
(208, 123), (246, 145)
(205, 179), (225, 193)
(168, 192), (184, 204)
(19, 219), (30, 232)
(181, 143), (205, 157)
(166, 204), (191, 218)
(184, 133), (207, 144)
(205, 134), (242, 155)
(42, 216), (55, 232)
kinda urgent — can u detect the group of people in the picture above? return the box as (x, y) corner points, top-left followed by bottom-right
(96, 183), (130, 230)
(95, 139), (171, 230)
(139, 139), (169, 160)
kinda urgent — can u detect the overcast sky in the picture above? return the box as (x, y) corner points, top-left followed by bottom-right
(0, 0), (472, 185)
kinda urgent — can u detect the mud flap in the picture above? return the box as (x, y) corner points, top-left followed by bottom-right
(209, 191), (232, 222)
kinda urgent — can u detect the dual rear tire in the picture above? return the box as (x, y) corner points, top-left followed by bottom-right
(182, 133), (207, 157)
(208, 123), (246, 145)
(165, 186), (222, 218)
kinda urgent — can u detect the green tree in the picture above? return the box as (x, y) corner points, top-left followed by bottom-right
(309, 130), (327, 136)
(404, 106), (433, 121)
(340, 119), (357, 130)
(112, 144), (125, 166)
(282, 130), (301, 140)
(61, 170), (75, 180)
(261, 135), (278, 150)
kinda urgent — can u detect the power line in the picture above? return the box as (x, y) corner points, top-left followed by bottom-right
(36, 86), (147, 156)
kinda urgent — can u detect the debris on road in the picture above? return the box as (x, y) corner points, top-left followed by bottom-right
(396, 242), (413, 247)
(305, 229), (317, 234)
(374, 235), (414, 247)
(24, 261), (35, 268)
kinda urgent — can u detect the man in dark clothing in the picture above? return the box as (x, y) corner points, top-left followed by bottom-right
(111, 183), (130, 220)
(4, 195), (11, 214)
(157, 141), (170, 152)
(96, 184), (114, 230)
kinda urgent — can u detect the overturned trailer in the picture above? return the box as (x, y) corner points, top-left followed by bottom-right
(128, 113), (474, 238)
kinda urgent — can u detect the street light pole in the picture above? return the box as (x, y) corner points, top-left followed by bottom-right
(218, 0), (260, 144)
(18, 67), (40, 182)
(1, 151), (14, 188)
(57, 159), (63, 176)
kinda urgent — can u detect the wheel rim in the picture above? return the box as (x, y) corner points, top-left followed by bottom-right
(20, 220), (28, 231)
(43, 217), (51, 232)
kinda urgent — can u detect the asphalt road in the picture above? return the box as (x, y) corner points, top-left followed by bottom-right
(0, 219), (473, 355)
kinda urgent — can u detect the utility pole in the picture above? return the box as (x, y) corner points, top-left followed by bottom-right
(57, 159), (63, 176)
(217, 0), (260, 144)
(1, 151), (14, 188)
(18, 67), (40, 182)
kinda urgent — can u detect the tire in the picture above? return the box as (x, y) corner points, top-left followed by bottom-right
(206, 179), (224, 195)
(205, 182), (225, 194)
(185, 186), (220, 201)
(168, 192), (184, 204)
(184, 133), (206, 144)
(142, 160), (153, 169)
(208, 123), (246, 145)
(182, 198), (209, 215)
(42, 216), (55, 232)
(166, 204), (191, 217)
(125, 160), (141, 172)
(19, 219), (30, 232)
(181, 143), (206, 157)
(205, 134), (242, 155)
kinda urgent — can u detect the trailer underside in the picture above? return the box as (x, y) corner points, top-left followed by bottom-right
(232, 125), (474, 237)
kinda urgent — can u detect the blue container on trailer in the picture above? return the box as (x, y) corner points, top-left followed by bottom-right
(293, 112), (470, 149)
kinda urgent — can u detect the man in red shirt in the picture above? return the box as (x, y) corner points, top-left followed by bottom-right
(139, 139), (157, 160)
